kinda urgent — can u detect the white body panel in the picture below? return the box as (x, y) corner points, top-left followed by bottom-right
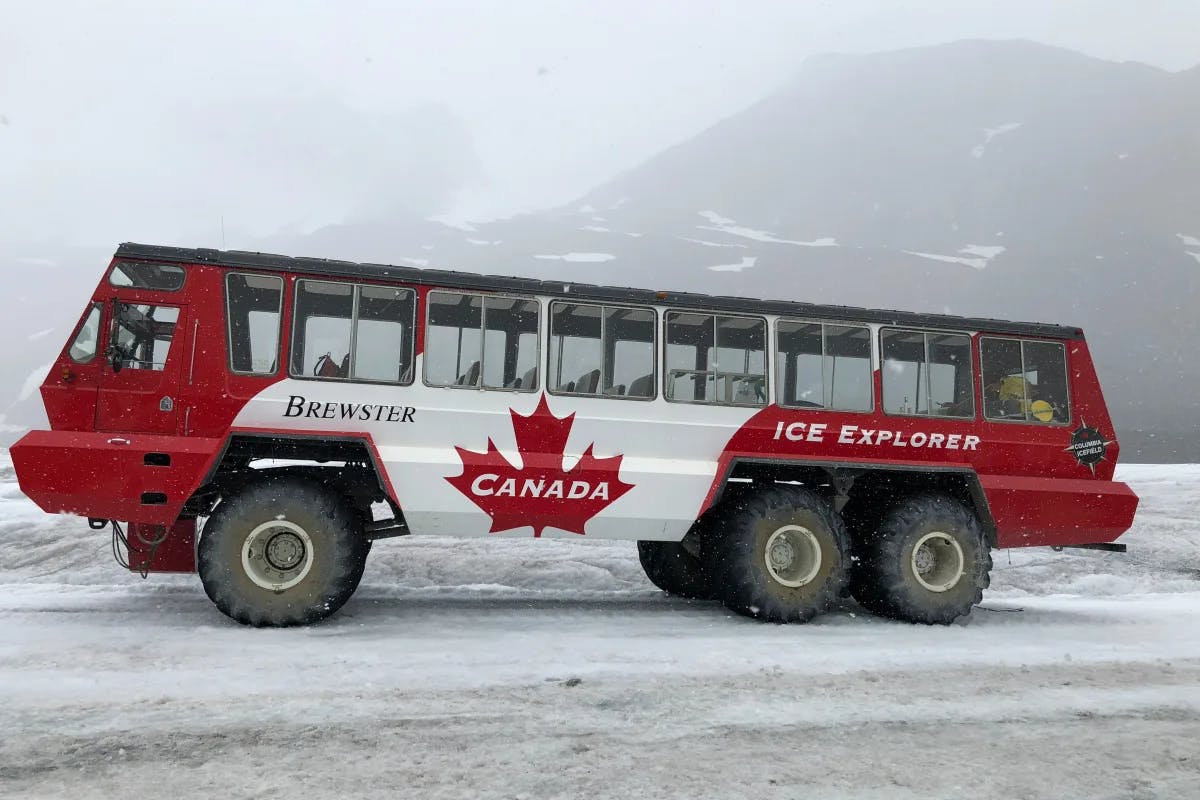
(232, 359), (758, 541)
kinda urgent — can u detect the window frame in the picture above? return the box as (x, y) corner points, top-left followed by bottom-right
(879, 326), (976, 420)
(421, 289), (541, 393)
(288, 278), (417, 386)
(978, 335), (1073, 427)
(546, 300), (658, 402)
(107, 260), (186, 292)
(67, 301), (104, 365)
(225, 272), (284, 377)
(663, 309), (769, 408)
(774, 317), (875, 414)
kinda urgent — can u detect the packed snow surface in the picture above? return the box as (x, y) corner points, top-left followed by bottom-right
(1, 453), (1198, 798)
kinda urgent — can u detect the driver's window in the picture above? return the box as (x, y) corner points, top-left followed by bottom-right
(111, 303), (180, 371)
(68, 303), (103, 363)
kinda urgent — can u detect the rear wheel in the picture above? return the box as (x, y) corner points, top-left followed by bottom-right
(637, 540), (712, 600)
(709, 485), (849, 623)
(850, 494), (991, 625)
(198, 478), (369, 627)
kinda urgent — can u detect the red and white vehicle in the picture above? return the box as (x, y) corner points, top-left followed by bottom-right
(12, 243), (1138, 626)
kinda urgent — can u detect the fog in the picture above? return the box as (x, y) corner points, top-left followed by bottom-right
(3, 1), (1198, 246)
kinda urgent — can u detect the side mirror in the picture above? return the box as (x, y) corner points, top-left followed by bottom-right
(106, 345), (123, 373)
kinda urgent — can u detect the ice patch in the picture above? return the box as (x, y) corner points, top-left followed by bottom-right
(971, 122), (1023, 158)
(580, 225), (610, 233)
(707, 257), (757, 273)
(534, 253), (616, 263)
(466, 238), (502, 246)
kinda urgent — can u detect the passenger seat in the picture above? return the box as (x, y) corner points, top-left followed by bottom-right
(455, 361), (481, 386)
(626, 373), (654, 398)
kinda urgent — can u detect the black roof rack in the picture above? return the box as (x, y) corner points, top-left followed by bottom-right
(114, 242), (1084, 340)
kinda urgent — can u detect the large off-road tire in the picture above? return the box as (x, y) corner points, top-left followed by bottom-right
(637, 540), (712, 600)
(198, 478), (370, 627)
(709, 485), (850, 623)
(850, 494), (991, 625)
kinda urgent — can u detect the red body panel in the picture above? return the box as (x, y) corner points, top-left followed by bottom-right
(11, 430), (223, 525)
(126, 520), (197, 573)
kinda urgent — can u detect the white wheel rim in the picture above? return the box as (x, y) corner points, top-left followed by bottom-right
(241, 520), (315, 591)
(910, 531), (965, 592)
(763, 525), (823, 588)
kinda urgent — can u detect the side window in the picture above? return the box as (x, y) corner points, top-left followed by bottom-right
(109, 261), (185, 291)
(290, 280), (416, 383)
(882, 329), (974, 417)
(424, 292), (539, 390)
(981, 338), (1070, 424)
(68, 302), (103, 364)
(665, 311), (766, 405)
(776, 321), (872, 411)
(111, 303), (180, 371)
(354, 285), (416, 383)
(549, 302), (655, 398)
(291, 280), (354, 378)
(226, 273), (283, 375)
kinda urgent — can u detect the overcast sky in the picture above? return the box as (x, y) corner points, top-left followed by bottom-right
(2, 1), (1198, 247)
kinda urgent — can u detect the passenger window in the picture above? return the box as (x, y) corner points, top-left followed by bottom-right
(109, 261), (186, 291)
(776, 321), (872, 411)
(550, 302), (655, 398)
(111, 303), (180, 371)
(291, 280), (354, 378)
(68, 303), (103, 364)
(354, 285), (416, 383)
(425, 292), (539, 390)
(226, 273), (283, 375)
(666, 312), (766, 405)
(981, 338), (1070, 424)
(882, 329), (974, 417)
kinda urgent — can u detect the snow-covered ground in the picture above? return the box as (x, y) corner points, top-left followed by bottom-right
(1, 453), (1198, 799)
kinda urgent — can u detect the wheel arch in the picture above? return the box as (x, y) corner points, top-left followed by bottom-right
(182, 431), (406, 537)
(707, 458), (997, 548)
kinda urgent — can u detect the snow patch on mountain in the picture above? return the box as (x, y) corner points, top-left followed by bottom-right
(678, 237), (748, 249)
(16, 363), (52, 405)
(697, 212), (837, 248)
(534, 253), (616, 263)
(905, 244), (1006, 270)
(707, 257), (757, 273)
(581, 225), (610, 233)
(971, 122), (1023, 158)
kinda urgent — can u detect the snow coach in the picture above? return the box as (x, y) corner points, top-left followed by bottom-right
(11, 243), (1138, 627)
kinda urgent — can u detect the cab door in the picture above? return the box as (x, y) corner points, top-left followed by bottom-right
(96, 299), (190, 434)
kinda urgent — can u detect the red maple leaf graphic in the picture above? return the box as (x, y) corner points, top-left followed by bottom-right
(446, 394), (634, 536)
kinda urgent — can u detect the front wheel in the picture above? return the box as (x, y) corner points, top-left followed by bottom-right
(708, 485), (849, 623)
(198, 478), (369, 627)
